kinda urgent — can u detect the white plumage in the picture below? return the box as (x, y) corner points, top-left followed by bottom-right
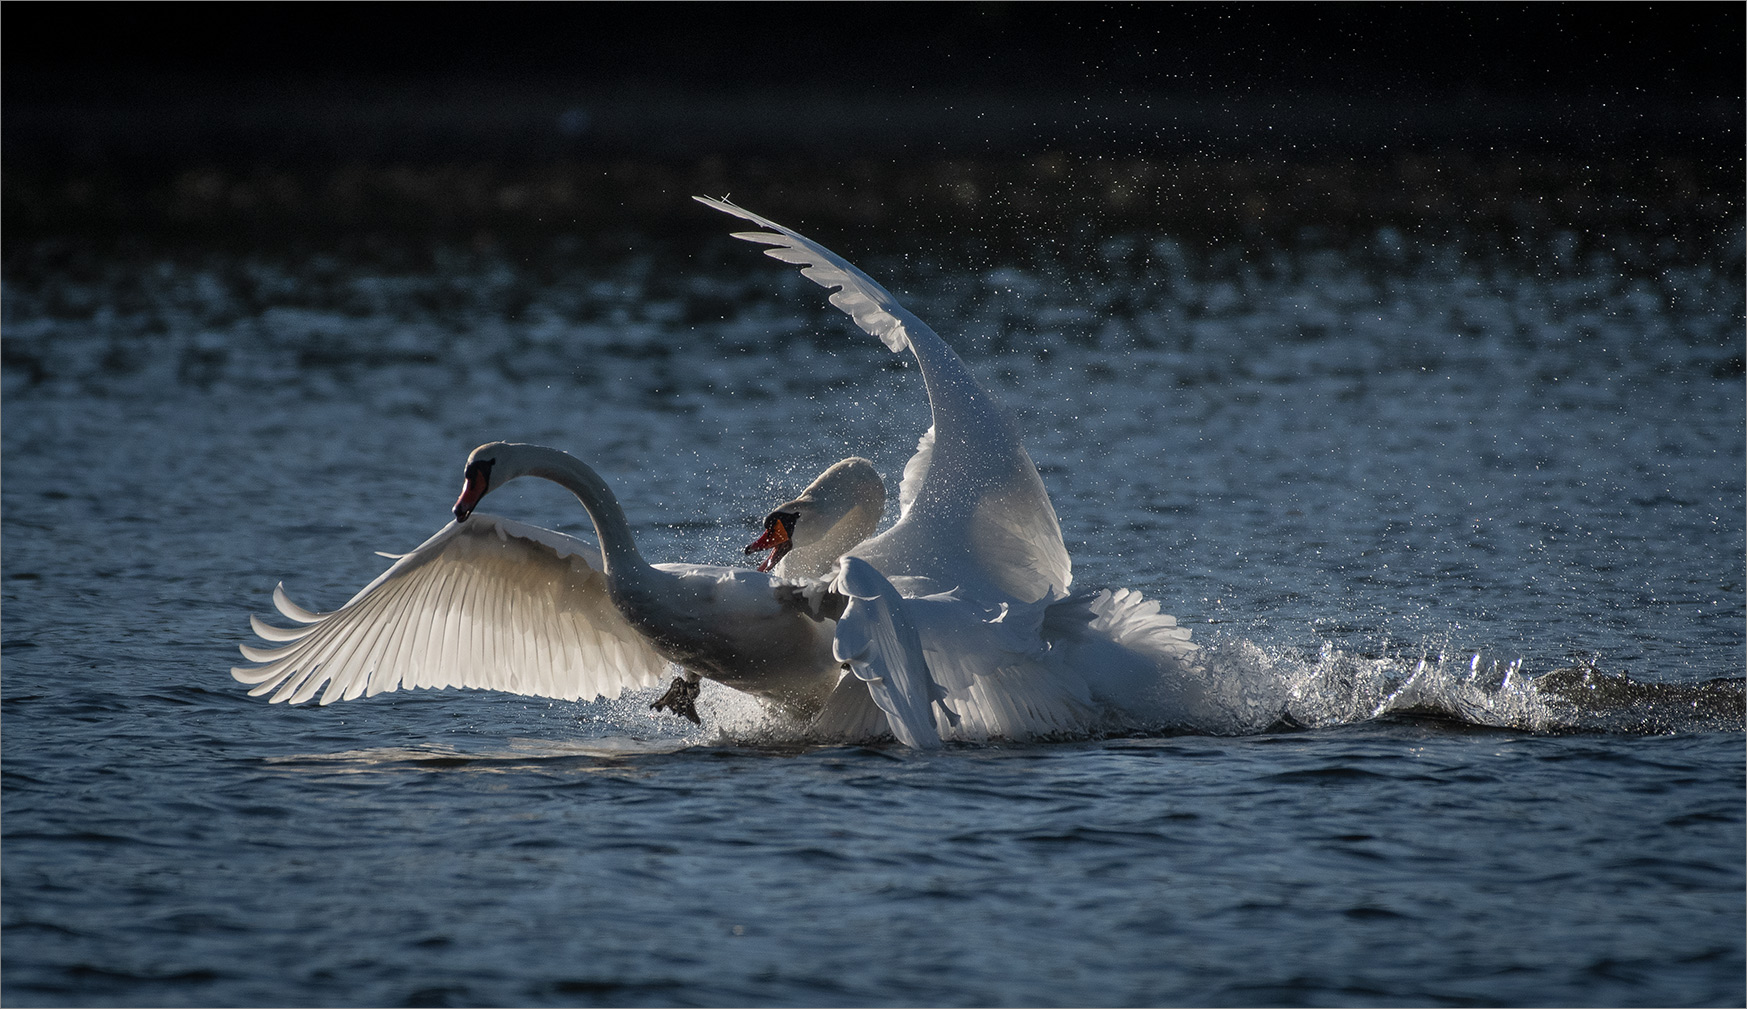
(236, 199), (1212, 745)
(238, 441), (945, 747)
(234, 516), (667, 706)
(702, 197), (1206, 739)
(699, 196), (1072, 606)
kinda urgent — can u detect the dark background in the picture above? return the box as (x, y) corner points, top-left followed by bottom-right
(3, 4), (1741, 253)
(6, 3), (1742, 162)
(10, 2), (1739, 94)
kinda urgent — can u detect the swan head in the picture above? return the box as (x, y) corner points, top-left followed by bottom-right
(454, 441), (522, 520)
(746, 457), (885, 578)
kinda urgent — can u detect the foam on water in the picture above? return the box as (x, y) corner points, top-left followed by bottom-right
(1200, 638), (1746, 735)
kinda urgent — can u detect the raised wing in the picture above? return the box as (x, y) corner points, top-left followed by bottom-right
(695, 196), (1072, 604)
(233, 514), (669, 705)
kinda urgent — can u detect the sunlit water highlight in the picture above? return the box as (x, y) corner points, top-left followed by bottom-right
(3, 217), (1741, 1005)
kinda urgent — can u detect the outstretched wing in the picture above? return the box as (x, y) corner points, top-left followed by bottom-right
(695, 196), (1072, 604)
(233, 514), (669, 705)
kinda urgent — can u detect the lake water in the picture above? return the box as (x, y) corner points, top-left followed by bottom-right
(3, 189), (1743, 1005)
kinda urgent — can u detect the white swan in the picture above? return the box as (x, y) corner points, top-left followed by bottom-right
(237, 199), (1212, 745)
(235, 442), (951, 748)
(702, 197), (1210, 739)
(748, 457), (886, 578)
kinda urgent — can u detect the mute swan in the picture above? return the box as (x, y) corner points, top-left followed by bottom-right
(234, 442), (951, 748)
(237, 199), (1210, 746)
(700, 197), (1209, 739)
(747, 457), (886, 578)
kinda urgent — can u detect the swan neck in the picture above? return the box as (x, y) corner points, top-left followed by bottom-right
(782, 504), (878, 579)
(520, 451), (649, 576)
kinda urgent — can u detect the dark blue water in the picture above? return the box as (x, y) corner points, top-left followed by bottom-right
(4, 207), (1742, 1006)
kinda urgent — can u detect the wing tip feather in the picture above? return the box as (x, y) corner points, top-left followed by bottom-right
(250, 613), (315, 643)
(272, 583), (325, 624)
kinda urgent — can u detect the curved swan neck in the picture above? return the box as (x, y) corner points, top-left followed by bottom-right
(781, 502), (879, 579)
(502, 446), (650, 576)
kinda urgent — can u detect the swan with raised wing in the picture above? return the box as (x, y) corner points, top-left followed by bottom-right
(234, 443), (951, 748)
(237, 199), (1215, 744)
(700, 197), (1212, 740)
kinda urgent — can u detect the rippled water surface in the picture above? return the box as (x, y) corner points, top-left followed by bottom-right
(4, 196), (1743, 1005)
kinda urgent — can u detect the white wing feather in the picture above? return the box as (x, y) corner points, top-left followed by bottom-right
(878, 586), (1204, 741)
(831, 558), (946, 749)
(233, 514), (669, 705)
(696, 196), (1072, 605)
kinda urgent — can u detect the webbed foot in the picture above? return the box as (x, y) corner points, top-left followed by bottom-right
(651, 675), (702, 724)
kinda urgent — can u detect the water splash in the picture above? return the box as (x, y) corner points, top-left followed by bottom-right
(1193, 637), (1745, 736)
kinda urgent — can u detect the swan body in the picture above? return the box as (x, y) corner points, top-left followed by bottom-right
(236, 442), (946, 746)
(701, 197), (1207, 739)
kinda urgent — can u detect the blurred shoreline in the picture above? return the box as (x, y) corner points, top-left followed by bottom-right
(7, 59), (1741, 349)
(6, 150), (1738, 264)
(10, 79), (1739, 164)
(6, 5), (1738, 251)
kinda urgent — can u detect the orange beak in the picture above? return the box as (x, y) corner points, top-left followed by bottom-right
(745, 512), (796, 573)
(454, 462), (491, 521)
